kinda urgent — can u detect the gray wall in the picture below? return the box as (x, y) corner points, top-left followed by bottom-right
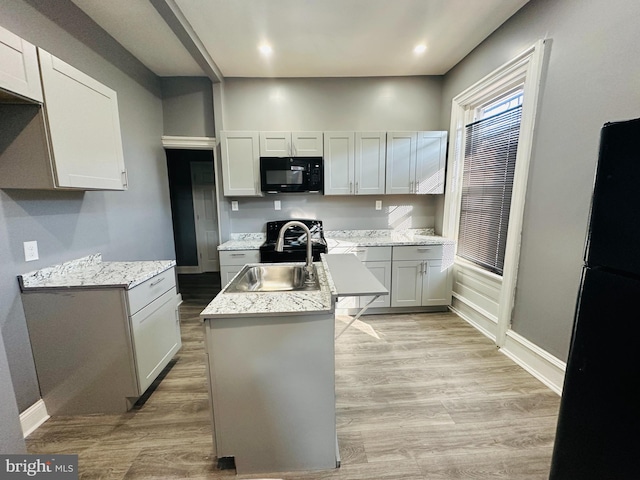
(0, 0), (174, 434)
(0, 330), (25, 453)
(229, 194), (438, 234)
(161, 77), (215, 137)
(221, 76), (444, 235)
(441, 0), (640, 360)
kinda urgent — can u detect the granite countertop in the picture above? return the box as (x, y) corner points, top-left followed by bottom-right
(217, 233), (265, 251)
(217, 229), (453, 251)
(325, 228), (454, 248)
(200, 258), (336, 320)
(19, 254), (176, 291)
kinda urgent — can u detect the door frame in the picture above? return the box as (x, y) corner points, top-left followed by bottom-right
(162, 136), (219, 274)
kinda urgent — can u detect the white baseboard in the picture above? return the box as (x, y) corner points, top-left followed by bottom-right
(20, 399), (49, 438)
(500, 329), (566, 395)
(450, 295), (497, 342)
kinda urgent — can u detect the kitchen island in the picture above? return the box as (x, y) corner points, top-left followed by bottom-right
(200, 255), (387, 474)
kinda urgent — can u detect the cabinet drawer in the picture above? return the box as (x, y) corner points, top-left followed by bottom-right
(329, 245), (391, 262)
(393, 244), (443, 261)
(219, 249), (260, 266)
(128, 267), (176, 316)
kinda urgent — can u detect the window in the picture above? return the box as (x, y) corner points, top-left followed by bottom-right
(443, 39), (546, 346)
(457, 90), (523, 275)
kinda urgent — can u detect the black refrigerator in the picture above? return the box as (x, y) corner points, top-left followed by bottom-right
(550, 117), (640, 479)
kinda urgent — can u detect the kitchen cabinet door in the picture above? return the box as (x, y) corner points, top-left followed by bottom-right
(292, 131), (323, 156)
(130, 289), (181, 393)
(324, 132), (355, 195)
(416, 131), (447, 194)
(260, 131), (323, 157)
(354, 132), (386, 195)
(385, 131), (417, 194)
(391, 260), (423, 307)
(260, 131), (290, 157)
(359, 261), (391, 308)
(422, 260), (451, 306)
(0, 25), (43, 102)
(38, 49), (127, 190)
(220, 131), (261, 196)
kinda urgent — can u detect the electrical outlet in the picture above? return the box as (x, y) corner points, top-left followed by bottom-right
(375, 200), (382, 211)
(274, 200), (281, 211)
(24, 241), (39, 262)
(231, 201), (239, 211)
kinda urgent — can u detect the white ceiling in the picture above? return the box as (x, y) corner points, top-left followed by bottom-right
(70, 0), (529, 78)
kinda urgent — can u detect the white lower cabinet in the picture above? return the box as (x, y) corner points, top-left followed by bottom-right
(21, 267), (181, 415)
(219, 249), (260, 286)
(391, 245), (452, 307)
(329, 246), (392, 308)
(128, 277), (182, 393)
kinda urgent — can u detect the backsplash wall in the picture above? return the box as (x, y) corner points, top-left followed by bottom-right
(228, 194), (439, 233)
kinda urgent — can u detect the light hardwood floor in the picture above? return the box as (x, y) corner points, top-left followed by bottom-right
(26, 273), (560, 479)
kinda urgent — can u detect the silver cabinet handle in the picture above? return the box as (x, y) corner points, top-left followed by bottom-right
(355, 181), (359, 193)
(417, 247), (432, 251)
(350, 182), (353, 193)
(352, 249), (366, 253)
(149, 277), (165, 287)
(231, 253), (246, 257)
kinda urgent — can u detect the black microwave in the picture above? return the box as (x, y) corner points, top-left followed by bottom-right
(260, 157), (323, 193)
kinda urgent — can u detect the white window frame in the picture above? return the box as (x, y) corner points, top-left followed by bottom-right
(443, 40), (546, 346)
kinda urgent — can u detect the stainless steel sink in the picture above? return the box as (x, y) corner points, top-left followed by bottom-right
(225, 264), (320, 293)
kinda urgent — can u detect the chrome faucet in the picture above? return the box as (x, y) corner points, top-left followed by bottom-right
(275, 221), (315, 284)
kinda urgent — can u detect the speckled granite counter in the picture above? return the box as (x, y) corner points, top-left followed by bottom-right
(325, 228), (454, 248)
(200, 259), (336, 319)
(217, 233), (265, 251)
(217, 229), (453, 251)
(18, 253), (176, 291)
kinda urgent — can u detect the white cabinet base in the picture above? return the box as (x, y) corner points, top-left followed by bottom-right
(204, 313), (337, 474)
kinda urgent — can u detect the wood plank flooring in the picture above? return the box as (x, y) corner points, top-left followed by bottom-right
(26, 273), (560, 479)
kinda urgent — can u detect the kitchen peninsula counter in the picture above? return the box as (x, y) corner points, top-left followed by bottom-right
(18, 253), (176, 291)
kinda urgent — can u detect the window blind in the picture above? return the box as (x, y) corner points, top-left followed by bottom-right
(457, 105), (522, 275)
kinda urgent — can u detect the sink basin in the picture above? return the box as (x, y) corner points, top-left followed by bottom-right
(225, 264), (320, 293)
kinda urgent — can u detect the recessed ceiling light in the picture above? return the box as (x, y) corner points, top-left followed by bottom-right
(258, 44), (273, 56)
(413, 44), (427, 54)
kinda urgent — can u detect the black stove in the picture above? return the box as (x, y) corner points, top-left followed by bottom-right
(259, 219), (328, 263)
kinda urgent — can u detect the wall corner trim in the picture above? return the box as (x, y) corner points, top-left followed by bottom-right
(500, 329), (566, 395)
(161, 136), (216, 149)
(20, 399), (50, 438)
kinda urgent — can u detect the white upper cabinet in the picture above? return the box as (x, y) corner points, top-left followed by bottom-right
(38, 49), (126, 190)
(0, 25), (43, 103)
(324, 131), (355, 195)
(259, 131), (323, 157)
(416, 131), (447, 194)
(354, 132), (386, 195)
(385, 131), (417, 195)
(0, 47), (127, 190)
(260, 131), (289, 157)
(292, 131), (323, 156)
(220, 131), (261, 196)
(325, 131), (385, 196)
(385, 131), (447, 194)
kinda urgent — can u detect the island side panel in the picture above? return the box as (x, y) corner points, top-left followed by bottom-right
(21, 288), (139, 414)
(205, 312), (337, 474)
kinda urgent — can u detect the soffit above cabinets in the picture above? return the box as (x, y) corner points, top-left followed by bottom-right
(70, 0), (529, 79)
